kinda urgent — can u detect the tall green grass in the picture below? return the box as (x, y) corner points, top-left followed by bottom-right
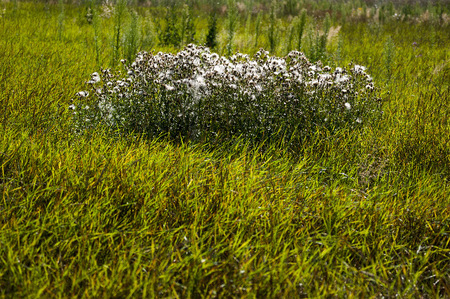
(1, 1), (449, 297)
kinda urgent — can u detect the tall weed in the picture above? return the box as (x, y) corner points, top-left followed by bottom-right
(112, 0), (127, 66)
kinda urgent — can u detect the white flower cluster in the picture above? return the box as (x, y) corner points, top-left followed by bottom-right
(124, 45), (374, 103)
(72, 44), (380, 142)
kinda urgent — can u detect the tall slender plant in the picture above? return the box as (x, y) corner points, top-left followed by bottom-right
(286, 22), (295, 54)
(268, 0), (277, 54)
(378, 4), (386, 24)
(181, 4), (196, 45)
(159, 6), (180, 48)
(226, 0), (238, 56)
(112, 0), (127, 66)
(296, 9), (307, 50)
(206, 13), (218, 50)
(319, 13), (331, 58)
(92, 7), (101, 66)
(141, 12), (156, 49)
(254, 12), (262, 50)
(125, 10), (139, 62)
(244, 13), (252, 51)
(335, 33), (343, 65)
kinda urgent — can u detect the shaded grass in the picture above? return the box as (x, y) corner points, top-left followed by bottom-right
(1, 1), (450, 297)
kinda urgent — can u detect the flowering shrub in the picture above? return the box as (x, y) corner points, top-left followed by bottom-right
(71, 44), (380, 143)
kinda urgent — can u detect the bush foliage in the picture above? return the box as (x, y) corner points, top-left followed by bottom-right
(72, 45), (380, 144)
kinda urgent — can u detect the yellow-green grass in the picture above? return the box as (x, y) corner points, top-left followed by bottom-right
(1, 1), (449, 297)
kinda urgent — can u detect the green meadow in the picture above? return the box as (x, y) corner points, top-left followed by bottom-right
(1, 0), (449, 297)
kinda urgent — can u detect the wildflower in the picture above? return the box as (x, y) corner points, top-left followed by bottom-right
(319, 73), (332, 82)
(87, 72), (101, 84)
(77, 91), (89, 97)
(344, 102), (351, 110)
(164, 84), (175, 91)
(353, 65), (367, 74)
(118, 81), (128, 88)
(334, 74), (349, 84)
(310, 79), (319, 87)
(214, 64), (225, 74)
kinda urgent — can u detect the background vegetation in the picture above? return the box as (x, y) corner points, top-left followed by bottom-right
(1, 0), (449, 297)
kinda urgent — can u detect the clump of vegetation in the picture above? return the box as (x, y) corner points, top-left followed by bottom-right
(1, 0), (450, 297)
(205, 13), (218, 50)
(71, 45), (380, 144)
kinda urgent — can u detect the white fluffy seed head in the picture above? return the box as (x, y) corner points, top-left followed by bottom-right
(73, 45), (376, 134)
(77, 91), (88, 97)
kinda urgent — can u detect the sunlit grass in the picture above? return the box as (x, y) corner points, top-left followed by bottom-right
(1, 1), (449, 297)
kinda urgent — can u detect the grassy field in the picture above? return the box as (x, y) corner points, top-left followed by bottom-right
(1, 0), (450, 297)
